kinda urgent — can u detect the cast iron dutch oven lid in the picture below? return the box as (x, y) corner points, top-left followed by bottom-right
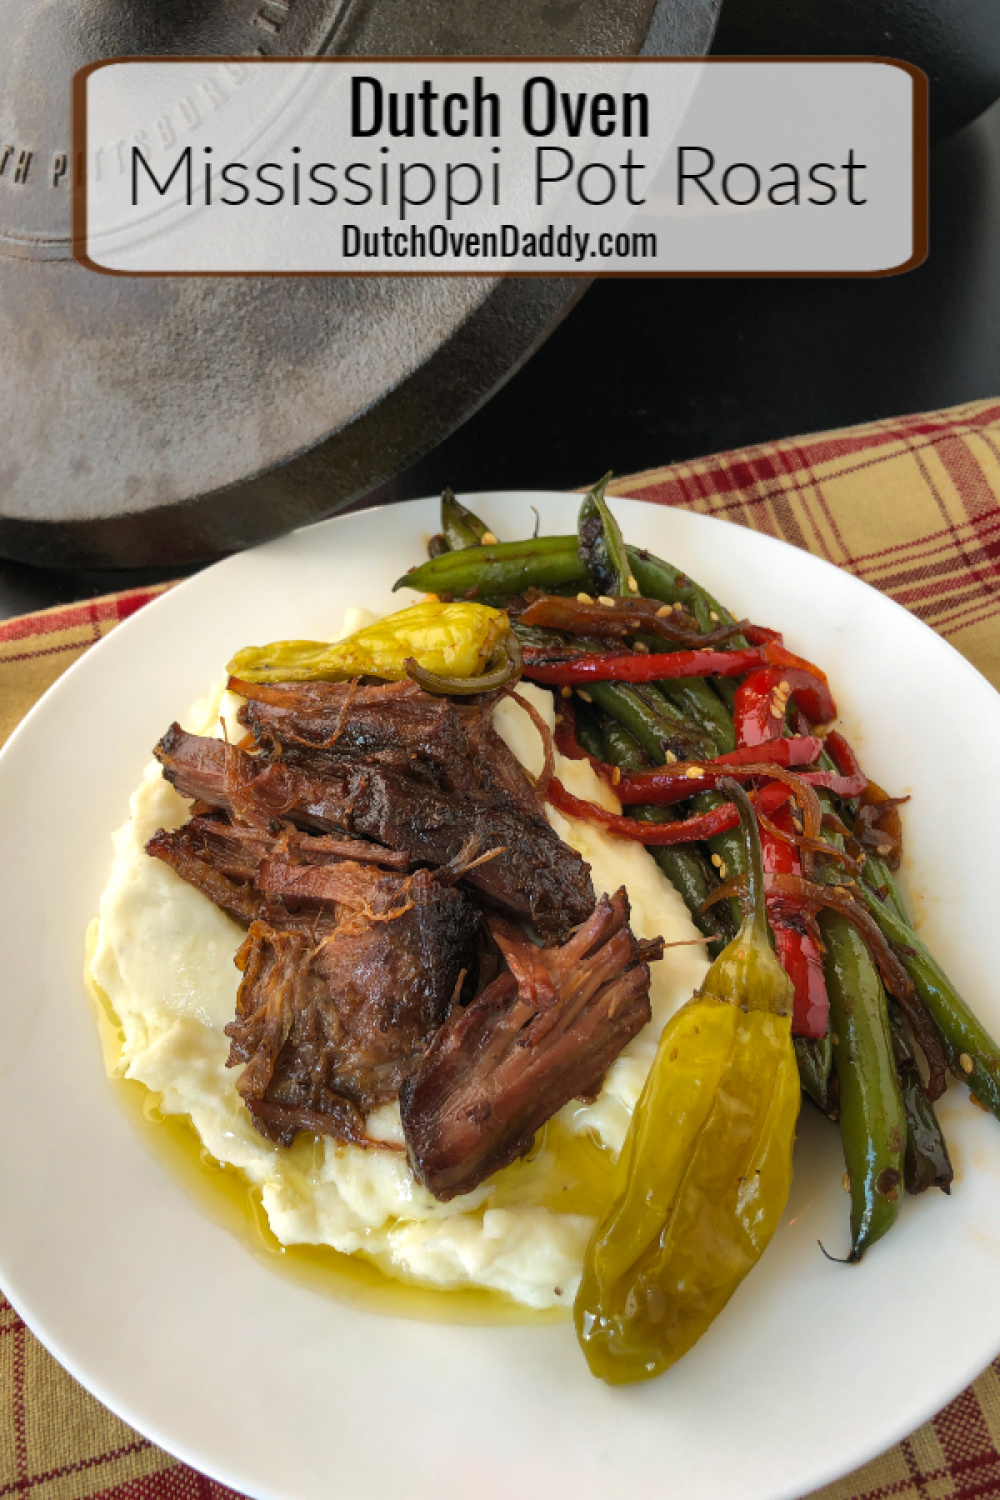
(0, 0), (719, 569)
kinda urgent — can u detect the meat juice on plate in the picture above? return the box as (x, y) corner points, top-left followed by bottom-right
(86, 919), (614, 1324)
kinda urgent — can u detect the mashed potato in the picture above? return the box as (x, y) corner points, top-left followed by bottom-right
(89, 613), (708, 1310)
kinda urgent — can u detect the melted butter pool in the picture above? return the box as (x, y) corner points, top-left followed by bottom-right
(85, 921), (614, 1326)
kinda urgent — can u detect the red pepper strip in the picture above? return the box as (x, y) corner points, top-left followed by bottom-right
(523, 639), (825, 688)
(551, 698), (620, 792)
(615, 736), (823, 806)
(546, 777), (744, 844)
(734, 673), (830, 1040)
(546, 771), (797, 845)
(553, 697), (588, 762)
(765, 642), (829, 681)
(755, 781), (794, 817)
(733, 666), (838, 742)
(524, 646), (766, 686)
(800, 730), (867, 799)
(762, 804), (830, 1038)
(741, 623), (783, 645)
(718, 736), (822, 768)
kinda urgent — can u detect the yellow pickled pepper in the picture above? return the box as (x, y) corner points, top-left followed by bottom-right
(574, 780), (800, 1384)
(226, 601), (509, 685)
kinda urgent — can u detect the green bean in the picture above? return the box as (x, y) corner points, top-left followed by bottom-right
(823, 911), (905, 1261)
(652, 660), (743, 922)
(573, 698), (606, 761)
(887, 1003), (954, 1196)
(398, 534), (747, 618)
(599, 719), (734, 954)
(441, 489), (494, 551)
(627, 547), (746, 638)
(626, 548), (747, 713)
(860, 886), (1000, 1121)
(394, 535), (586, 598)
(795, 1035), (834, 1114)
(584, 681), (712, 763)
(658, 678), (736, 755)
(578, 473), (630, 597)
(629, 634), (737, 756)
(594, 680), (736, 939)
(600, 717), (649, 769)
(861, 853), (908, 924)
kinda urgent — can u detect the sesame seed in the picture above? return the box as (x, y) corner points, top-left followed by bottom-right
(576, 689), (593, 704)
(842, 1172), (851, 1194)
(576, 592), (593, 604)
(960, 1052), (975, 1074)
(717, 860), (728, 878)
(876, 844), (892, 856)
(628, 574), (639, 593)
(611, 766), (622, 786)
(656, 604), (672, 618)
(711, 854), (722, 867)
(480, 531), (498, 545)
(685, 765), (703, 778)
(560, 685), (572, 699)
(597, 595), (615, 608)
(633, 641), (649, 653)
(709, 610), (720, 622)
(665, 750), (678, 764)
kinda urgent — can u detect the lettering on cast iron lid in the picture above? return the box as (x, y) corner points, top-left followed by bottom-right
(0, 0), (305, 261)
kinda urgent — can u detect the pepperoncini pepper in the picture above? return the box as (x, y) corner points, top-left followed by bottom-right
(574, 779), (800, 1384)
(226, 601), (515, 690)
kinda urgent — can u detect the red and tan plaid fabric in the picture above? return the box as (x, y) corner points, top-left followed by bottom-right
(606, 397), (1000, 692)
(0, 585), (173, 750)
(1, 396), (999, 1500)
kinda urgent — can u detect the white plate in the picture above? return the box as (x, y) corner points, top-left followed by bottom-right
(1, 493), (999, 1500)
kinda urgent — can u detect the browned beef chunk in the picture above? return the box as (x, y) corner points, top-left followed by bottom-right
(399, 889), (662, 1202)
(234, 678), (545, 823)
(225, 863), (478, 1147)
(145, 824), (343, 938)
(183, 816), (409, 875)
(155, 723), (233, 804)
(154, 720), (594, 944)
(232, 678), (479, 789)
(145, 826), (264, 925)
(148, 813), (406, 893)
(457, 701), (548, 826)
(171, 817), (270, 882)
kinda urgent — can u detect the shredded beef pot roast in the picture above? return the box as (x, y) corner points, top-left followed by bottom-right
(153, 690), (594, 943)
(146, 678), (663, 1195)
(400, 890), (662, 1201)
(225, 862), (478, 1147)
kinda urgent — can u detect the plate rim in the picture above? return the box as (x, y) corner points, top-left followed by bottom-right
(2, 490), (999, 1500)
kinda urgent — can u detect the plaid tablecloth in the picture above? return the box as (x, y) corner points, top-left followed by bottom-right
(2, 395), (999, 1500)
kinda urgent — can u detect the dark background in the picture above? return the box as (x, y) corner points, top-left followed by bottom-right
(2, 92), (998, 618)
